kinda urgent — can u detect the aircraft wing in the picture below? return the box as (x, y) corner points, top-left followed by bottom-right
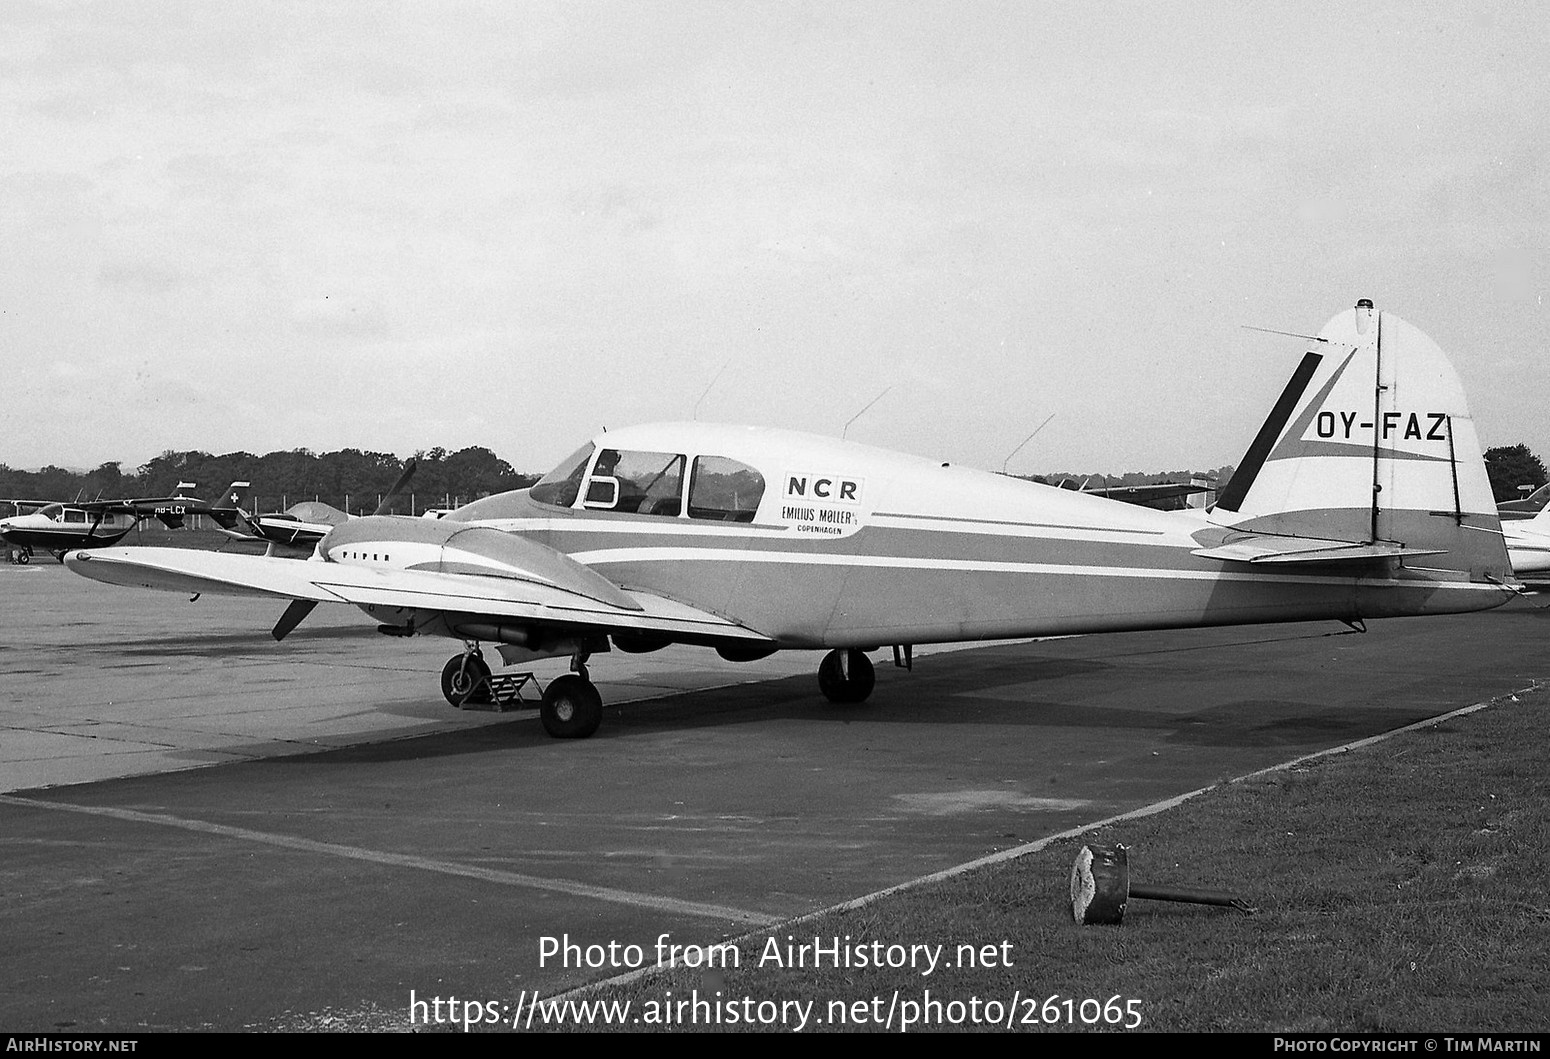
(1192, 535), (1446, 565)
(1499, 483), (1550, 520)
(66, 547), (772, 643)
(1086, 482), (1211, 504)
(79, 492), (203, 514)
(78, 492), (214, 529)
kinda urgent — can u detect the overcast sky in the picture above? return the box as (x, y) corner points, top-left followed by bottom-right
(4, 1), (1546, 478)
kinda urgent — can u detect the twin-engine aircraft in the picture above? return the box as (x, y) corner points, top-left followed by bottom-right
(69, 301), (1517, 738)
(1, 482), (202, 563)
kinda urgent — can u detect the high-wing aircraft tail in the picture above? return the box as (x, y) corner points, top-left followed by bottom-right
(1205, 300), (1510, 583)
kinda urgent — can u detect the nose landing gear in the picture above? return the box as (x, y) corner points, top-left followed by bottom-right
(440, 649), (493, 707)
(439, 645), (603, 739)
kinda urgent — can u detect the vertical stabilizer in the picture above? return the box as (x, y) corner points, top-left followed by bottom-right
(1212, 301), (1509, 581)
(208, 481), (254, 532)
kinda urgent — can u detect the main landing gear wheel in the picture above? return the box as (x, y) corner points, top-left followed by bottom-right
(540, 674), (603, 739)
(13, 549), (28, 565)
(817, 649), (876, 704)
(441, 652), (493, 708)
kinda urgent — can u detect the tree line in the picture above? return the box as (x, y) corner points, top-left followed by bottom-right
(1028, 442), (1549, 508)
(1484, 444), (1548, 503)
(3, 442), (1543, 514)
(0, 447), (539, 516)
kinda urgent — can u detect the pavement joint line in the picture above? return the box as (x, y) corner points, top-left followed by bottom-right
(542, 683), (1542, 1004)
(0, 793), (780, 927)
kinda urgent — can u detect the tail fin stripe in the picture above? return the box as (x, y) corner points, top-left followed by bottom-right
(1216, 351), (1323, 513)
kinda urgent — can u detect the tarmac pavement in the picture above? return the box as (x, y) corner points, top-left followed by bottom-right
(2, 561), (1545, 1031)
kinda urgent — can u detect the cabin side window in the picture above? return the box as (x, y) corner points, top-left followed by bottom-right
(688, 456), (764, 522)
(585, 449), (686, 516)
(63, 508), (87, 524)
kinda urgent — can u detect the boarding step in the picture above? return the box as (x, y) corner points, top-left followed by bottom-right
(462, 671), (540, 712)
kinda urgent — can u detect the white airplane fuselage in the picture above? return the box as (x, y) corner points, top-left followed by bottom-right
(316, 417), (1508, 653)
(63, 302), (1520, 739)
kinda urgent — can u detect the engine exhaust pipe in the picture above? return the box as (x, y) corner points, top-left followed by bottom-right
(451, 622), (533, 647)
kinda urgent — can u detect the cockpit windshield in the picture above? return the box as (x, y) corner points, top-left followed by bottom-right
(528, 443), (594, 508)
(528, 441), (767, 520)
(36, 504), (63, 521)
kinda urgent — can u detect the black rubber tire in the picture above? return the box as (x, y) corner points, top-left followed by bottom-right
(540, 674), (603, 739)
(817, 649), (876, 704)
(440, 653), (492, 708)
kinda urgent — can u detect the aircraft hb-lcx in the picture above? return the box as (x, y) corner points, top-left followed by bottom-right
(1, 482), (204, 563)
(69, 301), (1517, 738)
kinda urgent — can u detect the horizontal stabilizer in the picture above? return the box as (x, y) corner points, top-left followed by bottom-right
(1193, 537), (1446, 565)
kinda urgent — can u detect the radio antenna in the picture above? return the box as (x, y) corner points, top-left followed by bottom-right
(1002, 413), (1056, 474)
(842, 387), (892, 439)
(693, 358), (734, 421)
(1241, 324), (1329, 343)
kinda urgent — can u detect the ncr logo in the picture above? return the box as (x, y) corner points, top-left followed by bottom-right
(785, 473), (864, 505)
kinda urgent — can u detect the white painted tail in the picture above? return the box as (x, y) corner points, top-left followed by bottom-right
(1211, 301), (1510, 581)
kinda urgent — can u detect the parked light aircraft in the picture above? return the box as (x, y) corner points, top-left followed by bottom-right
(1501, 505), (1550, 581)
(69, 301), (1516, 738)
(1054, 477), (1214, 510)
(213, 481), (350, 552)
(1498, 483), (1549, 521)
(2, 483), (201, 563)
(212, 462), (418, 553)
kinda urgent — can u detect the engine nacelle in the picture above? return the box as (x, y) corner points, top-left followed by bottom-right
(320, 516), (642, 611)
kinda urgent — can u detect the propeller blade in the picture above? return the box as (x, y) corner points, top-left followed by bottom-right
(373, 459), (418, 516)
(272, 598), (318, 641)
